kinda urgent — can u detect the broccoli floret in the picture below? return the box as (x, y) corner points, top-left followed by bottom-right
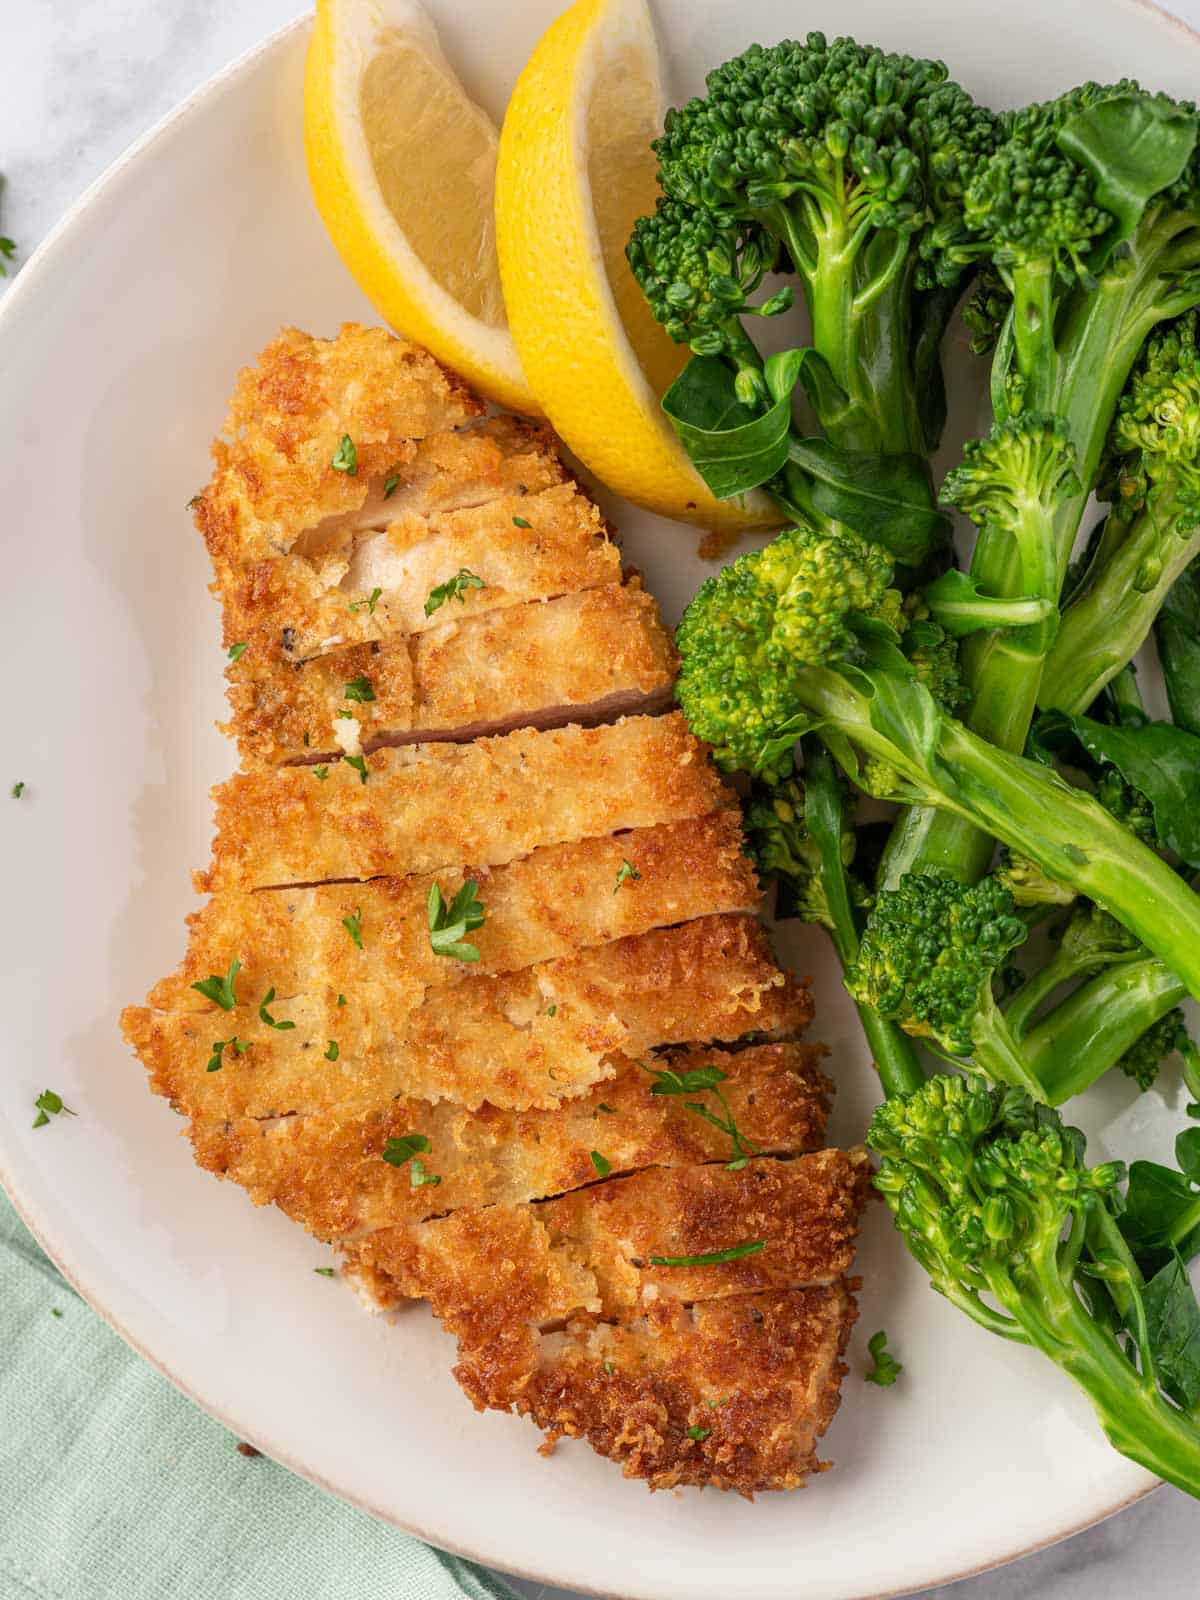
(1096, 767), (1161, 850)
(675, 520), (894, 774)
(641, 33), (996, 458)
(865, 1072), (1200, 1497)
(1118, 1007), (1191, 1090)
(625, 201), (788, 405)
(1044, 315), (1200, 711)
(846, 874), (1027, 1055)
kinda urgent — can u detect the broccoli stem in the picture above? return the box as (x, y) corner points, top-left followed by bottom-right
(801, 668), (1200, 992)
(991, 1222), (1200, 1497)
(801, 738), (926, 1099)
(1027, 957), (1187, 1103)
(1041, 493), (1200, 713)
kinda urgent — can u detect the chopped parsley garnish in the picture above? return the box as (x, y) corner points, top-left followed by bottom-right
(314, 1267), (336, 1278)
(205, 1036), (247, 1073)
(0, 236), (14, 275)
(382, 1132), (431, 1169)
(342, 907), (363, 948)
(383, 472), (401, 499)
(187, 494), (202, 510)
(865, 1330), (903, 1387)
(343, 754), (369, 784)
(336, 993), (347, 1007)
(313, 765), (329, 781)
(331, 434), (357, 475)
(258, 988), (295, 1031)
(637, 1059), (760, 1171)
(335, 710), (355, 720)
(410, 1158), (442, 1188)
(613, 859), (641, 894)
(32, 1089), (76, 1130)
(190, 957), (240, 1011)
(596, 1104), (615, 1115)
(512, 515), (532, 529)
(10, 781), (24, 799)
(324, 1039), (340, 1061)
(343, 675), (376, 703)
(349, 586), (383, 615)
(51, 1308), (63, 1319)
(590, 1151), (612, 1178)
(646, 1240), (765, 1268)
(423, 568), (485, 617)
(427, 879), (486, 962)
(227, 641), (248, 662)
(687, 1426), (711, 1441)
(603, 1361), (614, 1375)
(545, 1004), (557, 1017)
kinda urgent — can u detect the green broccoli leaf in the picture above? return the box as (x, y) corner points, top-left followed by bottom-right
(1037, 711), (1200, 867)
(1143, 1249), (1200, 1409)
(1122, 1160), (1200, 1258)
(785, 440), (950, 566)
(1156, 567), (1200, 738)
(661, 355), (792, 498)
(923, 568), (1057, 637)
(1058, 94), (1198, 264)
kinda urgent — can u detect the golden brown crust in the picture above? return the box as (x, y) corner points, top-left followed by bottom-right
(151, 813), (758, 1014)
(223, 582), (677, 766)
(195, 324), (482, 568)
(123, 914), (812, 1117)
(201, 713), (732, 891)
(213, 477), (621, 664)
(462, 1285), (858, 1495)
(347, 1149), (867, 1317)
(183, 1044), (834, 1242)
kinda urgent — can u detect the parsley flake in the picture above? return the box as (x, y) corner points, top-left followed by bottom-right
(190, 957), (241, 1012)
(314, 1267), (336, 1278)
(383, 473), (401, 499)
(227, 641), (249, 662)
(603, 1361), (614, 1375)
(512, 515), (531, 528)
(186, 494), (202, 511)
(343, 675), (376, 703)
(637, 1059), (760, 1171)
(0, 236), (14, 276)
(205, 1036), (247, 1073)
(382, 1132), (431, 1169)
(51, 1308), (63, 1319)
(336, 993), (347, 1007)
(596, 1104), (615, 1115)
(427, 879), (486, 962)
(349, 586), (383, 615)
(331, 434), (357, 475)
(545, 1004), (558, 1018)
(865, 1330), (903, 1387)
(11, 781), (24, 799)
(324, 1039), (340, 1061)
(343, 754), (369, 784)
(423, 568), (485, 617)
(258, 988), (296, 1031)
(342, 907), (363, 948)
(590, 1151), (612, 1178)
(32, 1089), (75, 1130)
(613, 859), (641, 894)
(687, 1425), (711, 1441)
(410, 1157), (442, 1188)
(313, 765), (329, 781)
(647, 1240), (765, 1268)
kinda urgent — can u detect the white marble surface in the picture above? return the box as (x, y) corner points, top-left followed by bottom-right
(3, 2), (1200, 1596)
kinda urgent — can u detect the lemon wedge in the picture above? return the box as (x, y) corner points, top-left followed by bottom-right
(305, 0), (538, 414)
(495, 0), (778, 531)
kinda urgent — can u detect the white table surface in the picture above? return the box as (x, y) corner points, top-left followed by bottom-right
(3, 3), (1200, 1596)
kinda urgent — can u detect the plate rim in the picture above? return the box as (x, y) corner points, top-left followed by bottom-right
(0, 2), (1190, 1593)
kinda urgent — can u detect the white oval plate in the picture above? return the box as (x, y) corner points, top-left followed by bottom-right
(1, 2), (1196, 1596)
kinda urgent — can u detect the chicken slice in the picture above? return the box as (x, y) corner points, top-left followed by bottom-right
(462, 1284), (858, 1495)
(184, 1044), (833, 1242)
(215, 477), (620, 665)
(224, 582), (676, 766)
(201, 713), (730, 891)
(123, 914), (813, 1117)
(345, 1149), (869, 1313)
(151, 813), (757, 1014)
(195, 324), (483, 569)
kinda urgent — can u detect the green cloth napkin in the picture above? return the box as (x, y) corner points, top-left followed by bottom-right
(0, 1182), (518, 1600)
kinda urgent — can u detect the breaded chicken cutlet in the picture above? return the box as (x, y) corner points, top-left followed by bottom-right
(122, 324), (869, 1495)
